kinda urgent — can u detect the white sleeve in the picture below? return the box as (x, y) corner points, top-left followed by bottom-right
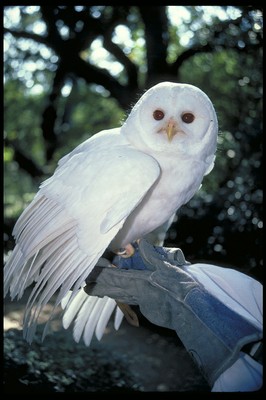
(185, 262), (262, 392)
(212, 352), (263, 392)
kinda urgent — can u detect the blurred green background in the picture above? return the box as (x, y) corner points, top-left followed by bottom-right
(4, 5), (263, 280)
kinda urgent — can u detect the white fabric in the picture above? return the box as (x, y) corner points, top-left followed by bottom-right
(211, 352), (263, 392)
(185, 263), (262, 392)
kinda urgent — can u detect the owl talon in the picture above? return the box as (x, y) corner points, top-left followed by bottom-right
(115, 243), (135, 258)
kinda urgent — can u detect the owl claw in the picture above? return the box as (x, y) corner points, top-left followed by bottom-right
(115, 243), (135, 258)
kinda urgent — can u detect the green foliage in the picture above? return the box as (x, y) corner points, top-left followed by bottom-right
(4, 79), (46, 164)
(179, 45), (262, 196)
(4, 79), (46, 218)
(54, 82), (125, 162)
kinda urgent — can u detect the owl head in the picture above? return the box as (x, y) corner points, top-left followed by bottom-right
(122, 81), (218, 166)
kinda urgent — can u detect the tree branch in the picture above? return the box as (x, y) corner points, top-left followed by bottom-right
(71, 56), (135, 109)
(103, 35), (138, 88)
(40, 6), (64, 53)
(169, 13), (262, 74)
(4, 27), (49, 46)
(41, 61), (67, 162)
(169, 43), (213, 73)
(56, 7), (103, 53)
(138, 6), (169, 81)
(5, 138), (44, 178)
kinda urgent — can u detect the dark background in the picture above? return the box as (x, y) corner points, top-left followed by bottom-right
(4, 5), (263, 393)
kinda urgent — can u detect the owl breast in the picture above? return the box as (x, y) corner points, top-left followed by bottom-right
(110, 154), (206, 250)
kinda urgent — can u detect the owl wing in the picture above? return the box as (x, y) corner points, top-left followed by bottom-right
(61, 290), (124, 347)
(4, 131), (160, 342)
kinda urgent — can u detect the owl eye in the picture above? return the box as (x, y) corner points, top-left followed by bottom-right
(182, 112), (195, 124)
(153, 109), (165, 121)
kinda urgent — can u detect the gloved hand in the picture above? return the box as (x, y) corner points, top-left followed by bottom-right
(85, 239), (262, 387)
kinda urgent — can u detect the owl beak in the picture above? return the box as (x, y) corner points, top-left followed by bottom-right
(166, 119), (177, 142)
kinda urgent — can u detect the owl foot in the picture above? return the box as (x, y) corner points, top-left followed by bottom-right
(115, 243), (135, 258)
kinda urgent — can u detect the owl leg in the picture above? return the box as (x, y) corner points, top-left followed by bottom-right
(112, 243), (140, 326)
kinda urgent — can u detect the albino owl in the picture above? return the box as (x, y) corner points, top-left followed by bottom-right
(4, 81), (218, 344)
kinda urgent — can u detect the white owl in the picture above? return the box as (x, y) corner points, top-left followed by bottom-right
(4, 81), (218, 344)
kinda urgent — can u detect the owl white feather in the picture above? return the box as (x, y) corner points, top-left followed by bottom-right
(4, 81), (218, 344)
